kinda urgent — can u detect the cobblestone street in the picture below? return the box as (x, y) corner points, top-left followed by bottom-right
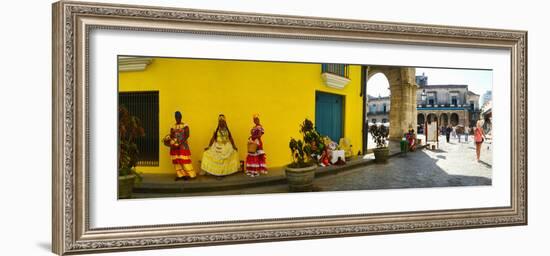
(134, 134), (492, 198)
(314, 134), (492, 192)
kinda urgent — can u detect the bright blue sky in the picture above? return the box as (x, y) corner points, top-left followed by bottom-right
(366, 68), (493, 102)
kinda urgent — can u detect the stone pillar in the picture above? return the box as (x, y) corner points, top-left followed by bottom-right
(465, 109), (470, 127)
(389, 79), (403, 141)
(389, 67), (418, 141)
(459, 110), (467, 127)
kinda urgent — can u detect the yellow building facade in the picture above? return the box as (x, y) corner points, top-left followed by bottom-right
(119, 57), (364, 174)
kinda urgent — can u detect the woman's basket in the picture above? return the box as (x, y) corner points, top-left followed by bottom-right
(247, 140), (258, 153)
(162, 135), (172, 147)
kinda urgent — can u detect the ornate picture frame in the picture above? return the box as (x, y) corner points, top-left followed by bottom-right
(52, 1), (527, 255)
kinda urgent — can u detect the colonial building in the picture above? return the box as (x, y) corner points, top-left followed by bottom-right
(366, 95), (390, 124)
(415, 74), (480, 130)
(119, 57), (421, 175)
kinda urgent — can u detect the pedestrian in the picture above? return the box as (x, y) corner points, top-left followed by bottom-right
(474, 120), (486, 161)
(445, 125), (452, 143)
(464, 126), (469, 142)
(458, 127), (462, 143)
(452, 126), (456, 139)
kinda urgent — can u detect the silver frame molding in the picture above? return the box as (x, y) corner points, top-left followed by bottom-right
(52, 1), (527, 255)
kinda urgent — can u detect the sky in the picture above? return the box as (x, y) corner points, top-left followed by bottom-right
(366, 67), (493, 103)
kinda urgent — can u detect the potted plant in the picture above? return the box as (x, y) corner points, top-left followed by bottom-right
(285, 119), (320, 192)
(369, 124), (390, 163)
(118, 106), (144, 199)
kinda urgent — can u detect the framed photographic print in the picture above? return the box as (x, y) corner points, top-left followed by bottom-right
(52, 1), (527, 255)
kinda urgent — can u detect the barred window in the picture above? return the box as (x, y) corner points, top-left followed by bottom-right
(321, 64), (349, 78)
(119, 91), (159, 166)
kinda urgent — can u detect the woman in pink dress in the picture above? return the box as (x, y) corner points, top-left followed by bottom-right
(474, 120), (486, 161)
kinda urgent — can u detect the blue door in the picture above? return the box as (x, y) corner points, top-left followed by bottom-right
(315, 92), (343, 142)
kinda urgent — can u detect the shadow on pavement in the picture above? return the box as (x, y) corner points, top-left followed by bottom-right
(314, 149), (492, 192)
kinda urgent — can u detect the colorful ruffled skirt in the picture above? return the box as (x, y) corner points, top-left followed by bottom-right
(171, 148), (196, 178)
(245, 150), (267, 175)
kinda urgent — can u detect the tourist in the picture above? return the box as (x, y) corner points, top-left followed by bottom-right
(464, 126), (469, 142)
(445, 125), (452, 143)
(245, 114), (267, 177)
(201, 114), (240, 176)
(452, 126), (456, 139)
(474, 120), (486, 161)
(165, 111), (196, 181)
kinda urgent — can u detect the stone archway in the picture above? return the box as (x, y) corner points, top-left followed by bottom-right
(427, 113), (438, 123)
(440, 113), (449, 126)
(367, 66), (418, 141)
(450, 113), (459, 126)
(417, 113), (425, 125)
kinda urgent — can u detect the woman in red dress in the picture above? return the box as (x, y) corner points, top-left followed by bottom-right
(166, 111), (196, 181)
(245, 114), (267, 177)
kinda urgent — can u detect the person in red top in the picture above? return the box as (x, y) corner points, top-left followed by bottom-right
(474, 120), (486, 162)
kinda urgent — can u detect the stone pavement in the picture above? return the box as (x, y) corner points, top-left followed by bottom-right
(313, 135), (492, 192)
(132, 135), (491, 198)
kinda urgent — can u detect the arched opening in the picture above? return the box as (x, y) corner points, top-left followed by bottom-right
(440, 113), (449, 127)
(417, 113), (425, 125)
(427, 113), (438, 124)
(417, 113), (425, 133)
(450, 113), (459, 126)
(366, 72), (391, 150)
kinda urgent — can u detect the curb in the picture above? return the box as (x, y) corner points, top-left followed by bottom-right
(133, 146), (425, 194)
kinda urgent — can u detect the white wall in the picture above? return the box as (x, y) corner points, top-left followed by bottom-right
(0, 0), (546, 255)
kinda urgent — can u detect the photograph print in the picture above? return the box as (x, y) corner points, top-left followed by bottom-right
(117, 56), (493, 199)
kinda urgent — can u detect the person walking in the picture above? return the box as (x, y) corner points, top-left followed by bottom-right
(474, 120), (486, 161)
(464, 126), (469, 142)
(445, 125), (452, 143)
(451, 126), (457, 139)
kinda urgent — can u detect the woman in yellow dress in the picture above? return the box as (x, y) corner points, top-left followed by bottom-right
(201, 114), (240, 176)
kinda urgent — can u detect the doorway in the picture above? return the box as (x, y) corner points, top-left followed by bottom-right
(315, 91), (344, 142)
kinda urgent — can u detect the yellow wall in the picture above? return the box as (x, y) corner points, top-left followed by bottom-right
(119, 58), (364, 174)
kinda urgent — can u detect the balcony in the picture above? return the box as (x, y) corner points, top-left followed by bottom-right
(321, 64), (351, 89)
(367, 110), (390, 115)
(417, 103), (469, 109)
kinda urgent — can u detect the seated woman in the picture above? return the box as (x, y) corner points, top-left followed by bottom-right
(406, 128), (417, 151)
(201, 114), (240, 176)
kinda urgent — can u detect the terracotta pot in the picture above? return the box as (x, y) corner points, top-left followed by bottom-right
(285, 165), (317, 192)
(373, 147), (390, 163)
(118, 174), (136, 199)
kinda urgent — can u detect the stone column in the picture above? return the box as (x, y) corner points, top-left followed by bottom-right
(389, 67), (417, 141)
(389, 80), (403, 141)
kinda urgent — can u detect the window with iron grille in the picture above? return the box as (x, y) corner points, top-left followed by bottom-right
(119, 91), (159, 166)
(321, 63), (349, 78)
